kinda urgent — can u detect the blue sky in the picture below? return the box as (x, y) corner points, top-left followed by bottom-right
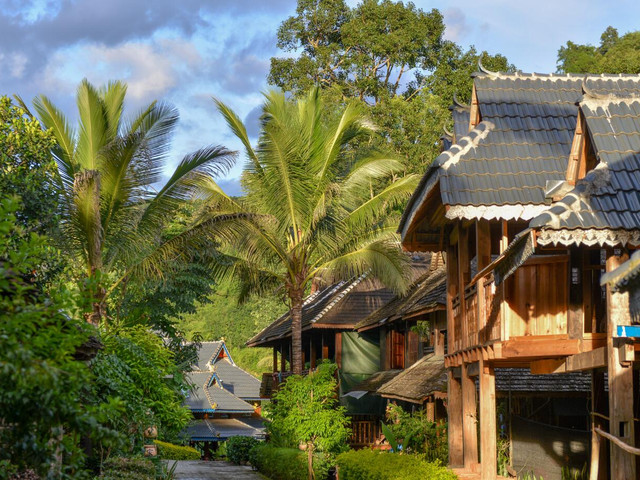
(1, 0), (639, 194)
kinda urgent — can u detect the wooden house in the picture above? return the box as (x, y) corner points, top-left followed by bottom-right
(399, 69), (640, 479)
(184, 341), (266, 458)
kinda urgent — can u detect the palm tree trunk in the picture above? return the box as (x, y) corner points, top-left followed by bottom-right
(291, 289), (304, 374)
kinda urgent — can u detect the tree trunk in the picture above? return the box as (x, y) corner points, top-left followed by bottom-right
(307, 442), (315, 480)
(291, 290), (304, 374)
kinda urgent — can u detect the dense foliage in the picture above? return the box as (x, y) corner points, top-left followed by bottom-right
(154, 440), (200, 460)
(226, 436), (261, 464)
(336, 449), (457, 480)
(384, 403), (448, 463)
(0, 97), (58, 236)
(269, 0), (514, 173)
(0, 197), (119, 478)
(557, 26), (640, 74)
(90, 325), (193, 449)
(249, 445), (312, 480)
(265, 362), (350, 478)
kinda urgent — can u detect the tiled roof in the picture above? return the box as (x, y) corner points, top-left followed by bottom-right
(186, 341), (265, 413)
(247, 258), (430, 347)
(356, 265), (446, 330)
(531, 94), (640, 243)
(184, 418), (266, 441)
(401, 73), (640, 237)
(495, 368), (591, 393)
(213, 361), (262, 400)
(377, 354), (447, 404)
(192, 341), (223, 371)
(451, 102), (471, 142)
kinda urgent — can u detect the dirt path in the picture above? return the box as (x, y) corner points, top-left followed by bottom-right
(172, 460), (264, 480)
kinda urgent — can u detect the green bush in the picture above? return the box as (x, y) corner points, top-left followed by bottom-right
(336, 449), (458, 480)
(227, 436), (261, 464)
(154, 440), (200, 460)
(98, 457), (156, 480)
(250, 445), (309, 480)
(384, 404), (448, 462)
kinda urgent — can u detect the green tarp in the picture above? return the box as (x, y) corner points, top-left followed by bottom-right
(338, 331), (386, 415)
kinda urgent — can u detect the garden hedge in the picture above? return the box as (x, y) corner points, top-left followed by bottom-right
(249, 445), (309, 480)
(97, 457), (156, 480)
(336, 449), (458, 480)
(154, 440), (200, 460)
(227, 436), (261, 464)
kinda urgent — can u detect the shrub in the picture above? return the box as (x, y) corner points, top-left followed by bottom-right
(249, 445), (309, 480)
(384, 404), (448, 462)
(336, 449), (458, 480)
(154, 440), (200, 460)
(227, 436), (261, 464)
(97, 457), (156, 480)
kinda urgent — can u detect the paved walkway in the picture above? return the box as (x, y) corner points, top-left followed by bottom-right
(172, 460), (264, 480)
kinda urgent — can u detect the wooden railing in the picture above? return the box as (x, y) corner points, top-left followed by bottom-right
(349, 415), (382, 448)
(451, 275), (502, 352)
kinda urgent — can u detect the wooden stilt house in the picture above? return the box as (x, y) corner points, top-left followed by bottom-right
(399, 69), (640, 479)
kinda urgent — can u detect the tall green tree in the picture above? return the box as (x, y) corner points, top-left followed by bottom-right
(269, 0), (513, 173)
(31, 80), (235, 325)
(557, 26), (640, 73)
(206, 88), (417, 374)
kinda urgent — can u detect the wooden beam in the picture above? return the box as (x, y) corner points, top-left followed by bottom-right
(479, 358), (496, 480)
(502, 336), (606, 359)
(310, 339), (317, 369)
(530, 347), (607, 374)
(447, 369), (464, 467)
(462, 362), (478, 468)
(568, 248), (584, 339)
(606, 250), (635, 480)
(467, 361), (479, 377)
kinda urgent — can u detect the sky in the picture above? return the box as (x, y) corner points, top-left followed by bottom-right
(2, 0), (640, 195)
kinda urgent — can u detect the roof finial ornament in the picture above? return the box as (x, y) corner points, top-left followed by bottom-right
(443, 125), (454, 137)
(452, 92), (470, 109)
(581, 76), (607, 100)
(478, 58), (498, 77)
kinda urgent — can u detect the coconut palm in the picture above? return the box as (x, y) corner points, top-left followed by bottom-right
(32, 79), (235, 324)
(202, 88), (419, 373)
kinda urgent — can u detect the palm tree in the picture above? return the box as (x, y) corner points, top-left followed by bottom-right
(203, 88), (419, 374)
(32, 79), (235, 324)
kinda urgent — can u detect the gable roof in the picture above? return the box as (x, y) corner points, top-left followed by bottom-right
(185, 341), (264, 413)
(401, 73), (640, 244)
(531, 93), (640, 247)
(247, 257), (430, 347)
(356, 265), (446, 331)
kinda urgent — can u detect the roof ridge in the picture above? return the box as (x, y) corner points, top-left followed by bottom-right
(441, 121), (495, 170)
(310, 274), (366, 324)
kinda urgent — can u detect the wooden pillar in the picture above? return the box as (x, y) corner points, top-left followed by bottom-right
(447, 244), (458, 353)
(462, 362), (479, 469)
(310, 339), (317, 369)
(448, 369), (464, 467)
(322, 333), (329, 360)
(479, 358), (496, 480)
(606, 250), (635, 480)
(426, 400), (435, 422)
(458, 227), (470, 347)
(273, 347), (278, 373)
(590, 371), (608, 480)
(568, 248), (584, 339)
(476, 220), (492, 270)
(335, 332), (342, 369)
(280, 344), (286, 372)
(500, 220), (509, 341)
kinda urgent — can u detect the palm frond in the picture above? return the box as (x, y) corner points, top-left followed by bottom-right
(341, 155), (405, 192)
(76, 79), (107, 170)
(214, 97), (262, 174)
(99, 80), (127, 139)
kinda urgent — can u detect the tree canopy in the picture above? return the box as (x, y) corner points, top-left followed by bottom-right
(557, 26), (640, 74)
(269, 0), (514, 173)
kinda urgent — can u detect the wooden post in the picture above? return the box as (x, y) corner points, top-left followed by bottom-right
(310, 339), (317, 369)
(322, 333), (329, 360)
(448, 369), (464, 467)
(280, 344), (286, 372)
(335, 332), (342, 369)
(568, 248), (584, 339)
(462, 362), (479, 469)
(500, 220), (509, 341)
(458, 227), (470, 347)
(426, 400), (436, 422)
(606, 250), (635, 480)
(273, 348), (278, 373)
(446, 244), (458, 354)
(479, 358), (496, 480)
